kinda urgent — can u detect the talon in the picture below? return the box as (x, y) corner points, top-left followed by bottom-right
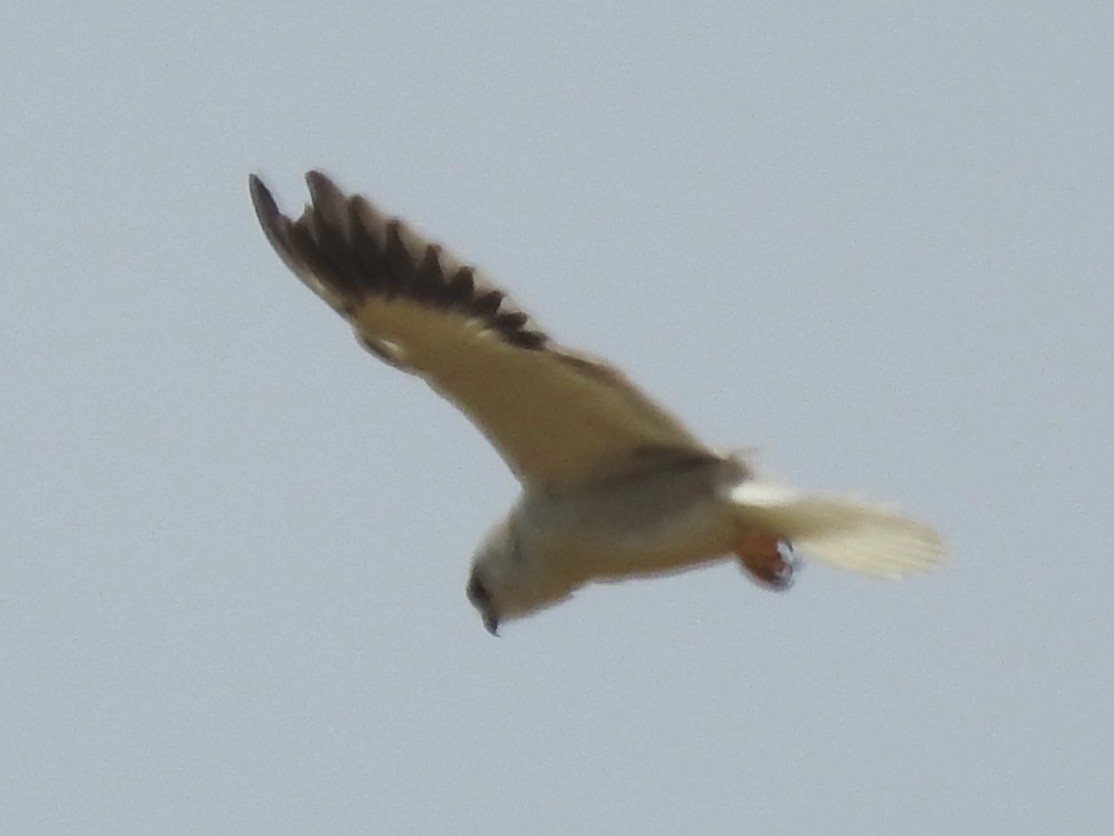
(736, 531), (797, 590)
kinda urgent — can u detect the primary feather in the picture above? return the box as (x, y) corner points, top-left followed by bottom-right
(250, 171), (712, 490)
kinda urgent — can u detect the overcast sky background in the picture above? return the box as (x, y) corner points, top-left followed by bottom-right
(2, 3), (1112, 833)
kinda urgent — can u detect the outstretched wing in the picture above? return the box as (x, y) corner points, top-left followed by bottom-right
(250, 171), (715, 490)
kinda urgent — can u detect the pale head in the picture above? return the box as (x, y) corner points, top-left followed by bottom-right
(465, 515), (573, 636)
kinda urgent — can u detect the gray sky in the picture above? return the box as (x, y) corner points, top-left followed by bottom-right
(3, 2), (1111, 833)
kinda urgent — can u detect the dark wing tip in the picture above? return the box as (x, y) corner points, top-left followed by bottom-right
(249, 170), (550, 351)
(304, 169), (344, 209)
(248, 174), (280, 235)
(249, 173), (312, 282)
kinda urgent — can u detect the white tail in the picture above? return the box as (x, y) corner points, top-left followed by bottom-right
(730, 479), (946, 578)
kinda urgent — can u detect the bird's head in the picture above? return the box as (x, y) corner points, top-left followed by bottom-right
(466, 517), (573, 636)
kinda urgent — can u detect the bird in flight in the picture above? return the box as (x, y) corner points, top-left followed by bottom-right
(249, 171), (945, 635)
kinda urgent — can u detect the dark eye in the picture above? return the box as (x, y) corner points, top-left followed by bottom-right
(467, 574), (490, 606)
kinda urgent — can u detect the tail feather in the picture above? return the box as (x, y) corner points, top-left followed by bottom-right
(730, 479), (945, 579)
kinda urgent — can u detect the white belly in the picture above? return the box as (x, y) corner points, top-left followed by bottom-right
(518, 455), (745, 581)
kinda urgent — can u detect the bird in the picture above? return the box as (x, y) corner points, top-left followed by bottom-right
(249, 171), (946, 635)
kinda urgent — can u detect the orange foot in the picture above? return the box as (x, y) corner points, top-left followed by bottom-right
(735, 531), (797, 590)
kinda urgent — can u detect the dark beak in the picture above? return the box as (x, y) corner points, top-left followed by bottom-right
(483, 611), (499, 637)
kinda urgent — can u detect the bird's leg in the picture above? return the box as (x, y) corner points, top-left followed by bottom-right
(735, 530), (797, 590)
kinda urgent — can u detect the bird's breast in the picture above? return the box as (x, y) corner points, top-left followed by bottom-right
(518, 456), (743, 581)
